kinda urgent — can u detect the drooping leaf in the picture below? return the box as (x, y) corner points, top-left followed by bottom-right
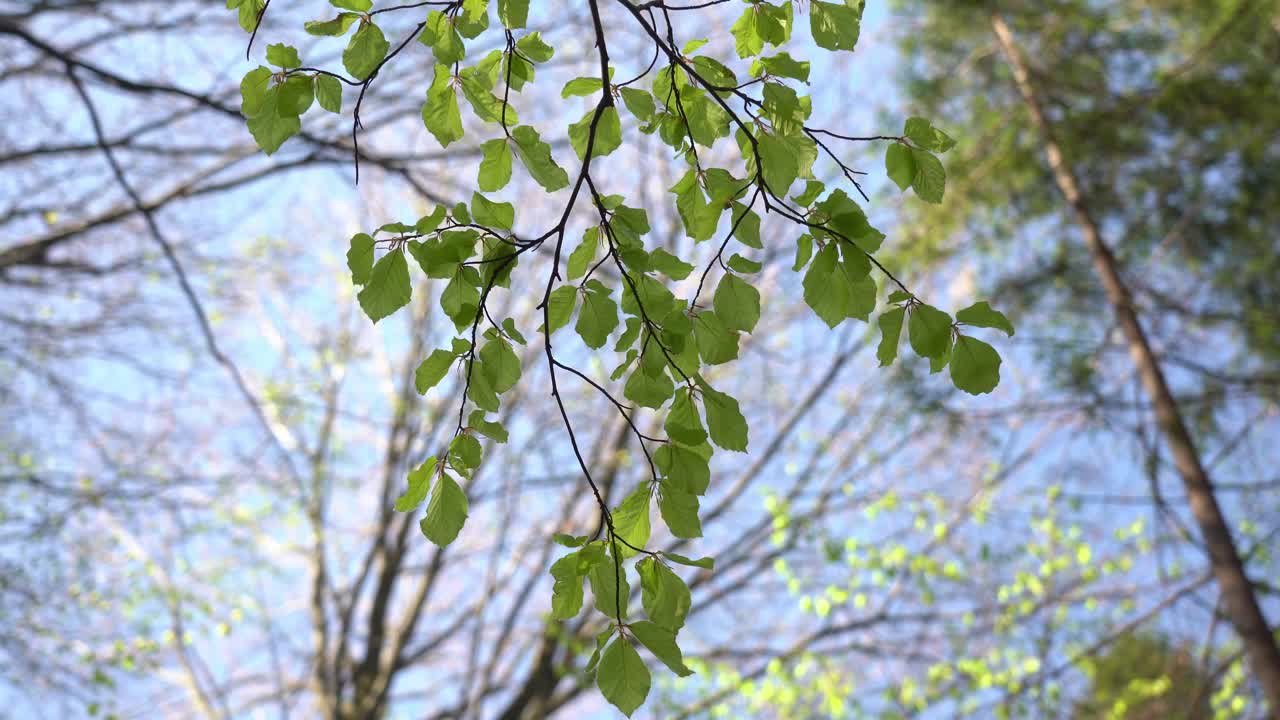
(876, 306), (906, 367)
(956, 301), (1015, 336)
(950, 334), (1002, 395)
(629, 620), (694, 677)
(597, 638), (650, 717)
(420, 471), (468, 546)
(357, 251), (411, 323)
(394, 457), (436, 512)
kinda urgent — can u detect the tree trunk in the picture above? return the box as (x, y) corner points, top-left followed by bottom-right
(990, 13), (1280, 712)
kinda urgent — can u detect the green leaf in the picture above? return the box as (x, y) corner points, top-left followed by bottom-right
(266, 43), (301, 69)
(597, 639), (650, 718)
(449, 432), (483, 470)
(516, 32), (554, 62)
(552, 533), (587, 548)
(566, 229), (598, 280)
(713, 274), (761, 334)
(589, 556), (630, 619)
(576, 283), (618, 349)
(649, 248), (694, 280)
(276, 75), (314, 116)
(245, 85), (301, 154)
(638, 557), (693, 630)
(422, 64), (464, 147)
(545, 285), (577, 334)
(700, 382), (748, 452)
(629, 620), (694, 677)
(357, 251), (411, 323)
(655, 444), (709, 496)
(420, 472), (468, 546)
(956, 301), (1015, 336)
(329, 0), (371, 10)
(569, 106), (622, 159)
(661, 551), (714, 570)
(692, 311), (739, 365)
(624, 364), (674, 410)
(315, 74), (343, 113)
(478, 139), (513, 192)
(239, 67), (272, 118)
(620, 88), (656, 121)
(441, 269), (482, 331)
(479, 338), (520, 394)
(810, 0), (862, 51)
(470, 192), (514, 230)
(665, 389), (707, 446)
(510, 125), (569, 191)
(903, 116), (956, 153)
(497, 0), (528, 28)
(658, 482), (701, 538)
(885, 143), (915, 191)
(751, 52), (810, 82)
(561, 76), (603, 98)
(347, 233), (375, 285)
(876, 307), (905, 367)
(908, 304), (953, 359)
(343, 22), (389, 81)
(415, 349), (457, 394)
(419, 11), (464, 65)
(305, 13), (359, 36)
(803, 244), (848, 328)
(611, 485), (652, 558)
(950, 334), (1002, 395)
(467, 410), (508, 442)
(910, 148), (945, 204)
(394, 457), (436, 512)
(727, 254), (763, 274)
(550, 547), (603, 620)
(757, 132), (799, 195)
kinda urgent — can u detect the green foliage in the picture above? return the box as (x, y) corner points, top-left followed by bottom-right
(234, 1), (1013, 713)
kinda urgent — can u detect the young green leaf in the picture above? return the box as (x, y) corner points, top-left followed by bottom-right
(347, 233), (375, 285)
(415, 348), (457, 394)
(956, 301), (1015, 336)
(629, 620), (694, 677)
(343, 23), (389, 80)
(510, 125), (569, 191)
(611, 485), (652, 559)
(597, 638), (650, 718)
(265, 43), (301, 69)
(589, 557), (630, 620)
(545, 285), (577, 334)
(665, 389), (707, 446)
(950, 334), (1002, 395)
(478, 139), (513, 192)
(394, 457), (436, 512)
(712, 273), (761, 334)
(700, 382), (748, 452)
(661, 551), (715, 570)
(576, 283), (618, 349)
(423, 64), (464, 148)
(569, 106), (622, 159)
(810, 0), (862, 51)
(908, 304), (953, 359)
(658, 483), (701, 538)
(357, 251), (411, 323)
(885, 143), (916, 191)
(910, 148), (946, 204)
(638, 557), (693, 630)
(877, 306), (906, 367)
(419, 472), (468, 546)
(497, 0), (528, 28)
(315, 74), (343, 113)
